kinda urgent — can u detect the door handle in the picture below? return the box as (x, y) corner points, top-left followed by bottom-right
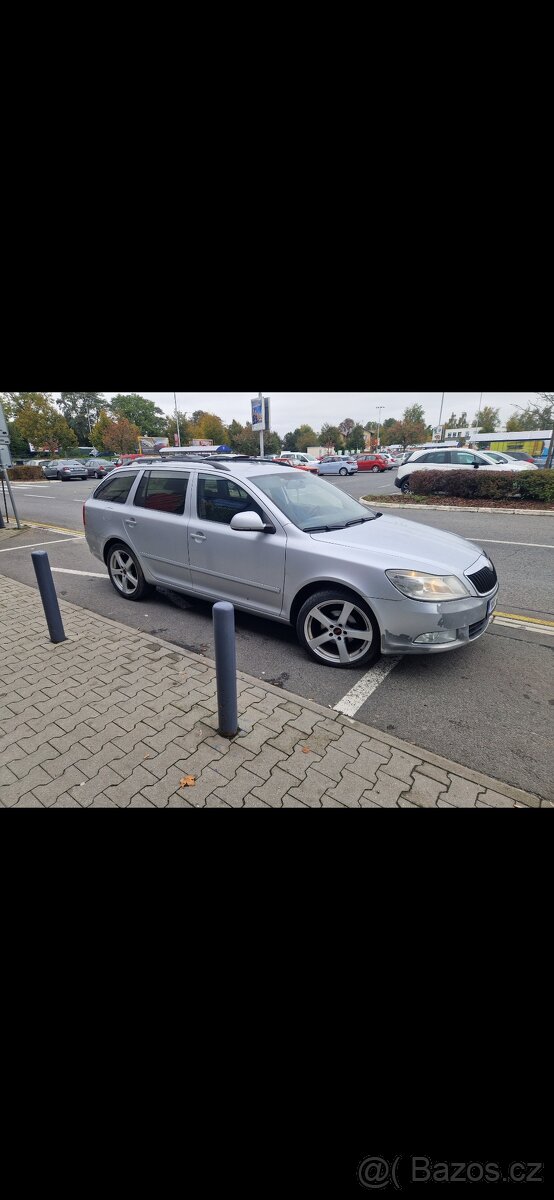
(191, 531), (207, 542)
(124, 518), (137, 526)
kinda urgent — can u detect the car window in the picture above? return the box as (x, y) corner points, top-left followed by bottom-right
(196, 474), (265, 525)
(134, 470), (190, 516)
(451, 451), (477, 465)
(253, 471), (374, 531)
(95, 472), (136, 504)
(418, 451), (449, 464)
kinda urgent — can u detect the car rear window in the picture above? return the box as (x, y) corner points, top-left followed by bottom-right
(94, 473), (136, 504)
(133, 471), (189, 516)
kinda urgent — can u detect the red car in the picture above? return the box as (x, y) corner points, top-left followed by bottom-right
(356, 454), (389, 473)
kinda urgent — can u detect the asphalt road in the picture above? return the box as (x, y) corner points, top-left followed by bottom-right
(2, 476), (553, 801)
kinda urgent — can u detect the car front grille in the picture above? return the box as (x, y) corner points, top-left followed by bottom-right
(469, 617), (488, 638)
(466, 563), (497, 594)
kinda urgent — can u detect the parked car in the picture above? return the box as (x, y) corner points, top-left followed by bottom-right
(476, 450), (538, 468)
(356, 454), (389, 473)
(377, 451), (401, 468)
(490, 450), (536, 464)
(84, 458), (115, 479)
(84, 460), (499, 668)
(395, 447), (537, 493)
(274, 455), (319, 473)
(42, 459), (89, 481)
(318, 457), (358, 476)
(113, 454), (163, 469)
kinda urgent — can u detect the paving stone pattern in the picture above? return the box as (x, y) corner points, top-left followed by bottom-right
(0, 576), (547, 808)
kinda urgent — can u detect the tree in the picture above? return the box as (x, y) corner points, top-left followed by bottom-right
(506, 395), (554, 432)
(165, 410), (193, 447)
(459, 411), (468, 425)
(102, 417), (141, 455)
(381, 421), (407, 448)
(319, 424), (343, 452)
(190, 412), (228, 446)
(382, 418), (396, 430)
(295, 425), (318, 452)
(505, 413), (527, 432)
(9, 393), (78, 453)
(346, 423), (366, 453)
(403, 403), (426, 425)
(7, 421), (29, 457)
(446, 412), (458, 428)
(227, 420), (246, 451)
(339, 418), (355, 438)
(58, 392), (105, 442)
(282, 431), (296, 451)
(109, 394), (166, 435)
(91, 411), (115, 454)
(473, 405), (499, 433)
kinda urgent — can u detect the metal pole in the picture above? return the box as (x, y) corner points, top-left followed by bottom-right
(213, 601), (238, 737)
(475, 391), (483, 431)
(438, 391), (445, 431)
(376, 406), (384, 448)
(258, 391), (264, 458)
(174, 392), (181, 447)
(31, 551), (67, 643)
(0, 468), (21, 529)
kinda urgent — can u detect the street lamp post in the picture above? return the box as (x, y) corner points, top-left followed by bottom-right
(376, 406), (384, 449)
(174, 392), (181, 447)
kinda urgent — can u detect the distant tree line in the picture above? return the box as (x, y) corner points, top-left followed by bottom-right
(4, 393), (551, 460)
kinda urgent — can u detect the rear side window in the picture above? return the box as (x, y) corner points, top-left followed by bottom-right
(452, 451), (477, 465)
(94, 473), (136, 504)
(197, 474), (264, 524)
(134, 471), (189, 516)
(419, 451), (449, 464)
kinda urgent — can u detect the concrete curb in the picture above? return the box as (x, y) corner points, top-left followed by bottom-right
(360, 500), (554, 516)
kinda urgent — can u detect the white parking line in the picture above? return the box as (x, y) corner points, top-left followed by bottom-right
(50, 567), (107, 577)
(494, 617), (554, 636)
(478, 538), (554, 549)
(0, 537), (83, 553)
(333, 658), (400, 717)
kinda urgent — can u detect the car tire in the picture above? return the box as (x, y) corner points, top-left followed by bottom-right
(296, 588), (380, 669)
(372, 465), (380, 473)
(400, 477), (412, 494)
(107, 542), (153, 602)
(339, 467), (348, 476)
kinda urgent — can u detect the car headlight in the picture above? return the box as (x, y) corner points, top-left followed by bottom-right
(385, 570), (470, 601)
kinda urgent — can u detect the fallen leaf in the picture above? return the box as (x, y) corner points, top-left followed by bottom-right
(143, 753), (151, 759)
(302, 747), (311, 754)
(179, 775), (196, 788)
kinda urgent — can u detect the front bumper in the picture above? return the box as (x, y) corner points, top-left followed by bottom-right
(373, 589), (499, 655)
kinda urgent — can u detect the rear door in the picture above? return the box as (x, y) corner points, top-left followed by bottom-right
(188, 472), (287, 615)
(123, 469), (192, 589)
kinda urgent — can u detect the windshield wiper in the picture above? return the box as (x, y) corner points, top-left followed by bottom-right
(344, 516), (375, 526)
(305, 522), (346, 532)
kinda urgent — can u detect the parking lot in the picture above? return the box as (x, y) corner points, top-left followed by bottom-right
(2, 475), (553, 801)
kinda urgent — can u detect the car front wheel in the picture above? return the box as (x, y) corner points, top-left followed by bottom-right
(296, 589), (380, 668)
(107, 542), (152, 601)
(400, 477), (412, 494)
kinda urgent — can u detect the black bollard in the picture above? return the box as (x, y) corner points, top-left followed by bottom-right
(213, 601), (238, 738)
(31, 551), (67, 643)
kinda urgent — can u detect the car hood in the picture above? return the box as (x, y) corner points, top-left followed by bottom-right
(310, 513), (484, 573)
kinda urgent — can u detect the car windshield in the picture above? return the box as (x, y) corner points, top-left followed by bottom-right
(251, 471), (378, 532)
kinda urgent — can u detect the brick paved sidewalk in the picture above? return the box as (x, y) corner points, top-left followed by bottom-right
(0, 576), (548, 808)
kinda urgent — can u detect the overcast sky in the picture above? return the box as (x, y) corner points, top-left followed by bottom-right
(52, 392), (539, 437)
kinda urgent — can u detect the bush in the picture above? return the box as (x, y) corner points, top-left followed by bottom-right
(5, 466), (44, 481)
(517, 471), (554, 502)
(412, 470), (520, 500)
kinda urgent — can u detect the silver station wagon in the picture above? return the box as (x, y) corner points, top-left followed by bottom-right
(83, 459), (499, 668)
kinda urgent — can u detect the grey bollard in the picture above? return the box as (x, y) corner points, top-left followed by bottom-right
(31, 551), (67, 643)
(213, 601), (238, 738)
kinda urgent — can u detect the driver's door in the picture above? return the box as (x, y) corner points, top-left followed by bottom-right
(188, 473), (287, 615)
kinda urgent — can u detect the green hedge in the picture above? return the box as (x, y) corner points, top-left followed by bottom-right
(5, 466), (45, 481)
(410, 469), (554, 502)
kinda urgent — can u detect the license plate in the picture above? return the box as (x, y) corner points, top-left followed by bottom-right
(487, 596), (497, 617)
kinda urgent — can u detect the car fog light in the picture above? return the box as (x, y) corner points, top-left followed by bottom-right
(414, 630), (458, 644)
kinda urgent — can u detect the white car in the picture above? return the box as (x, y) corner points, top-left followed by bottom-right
(318, 457), (358, 476)
(478, 450), (538, 469)
(395, 447), (536, 493)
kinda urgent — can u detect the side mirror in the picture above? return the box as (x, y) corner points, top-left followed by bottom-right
(230, 511), (271, 533)
(473, 462), (480, 468)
